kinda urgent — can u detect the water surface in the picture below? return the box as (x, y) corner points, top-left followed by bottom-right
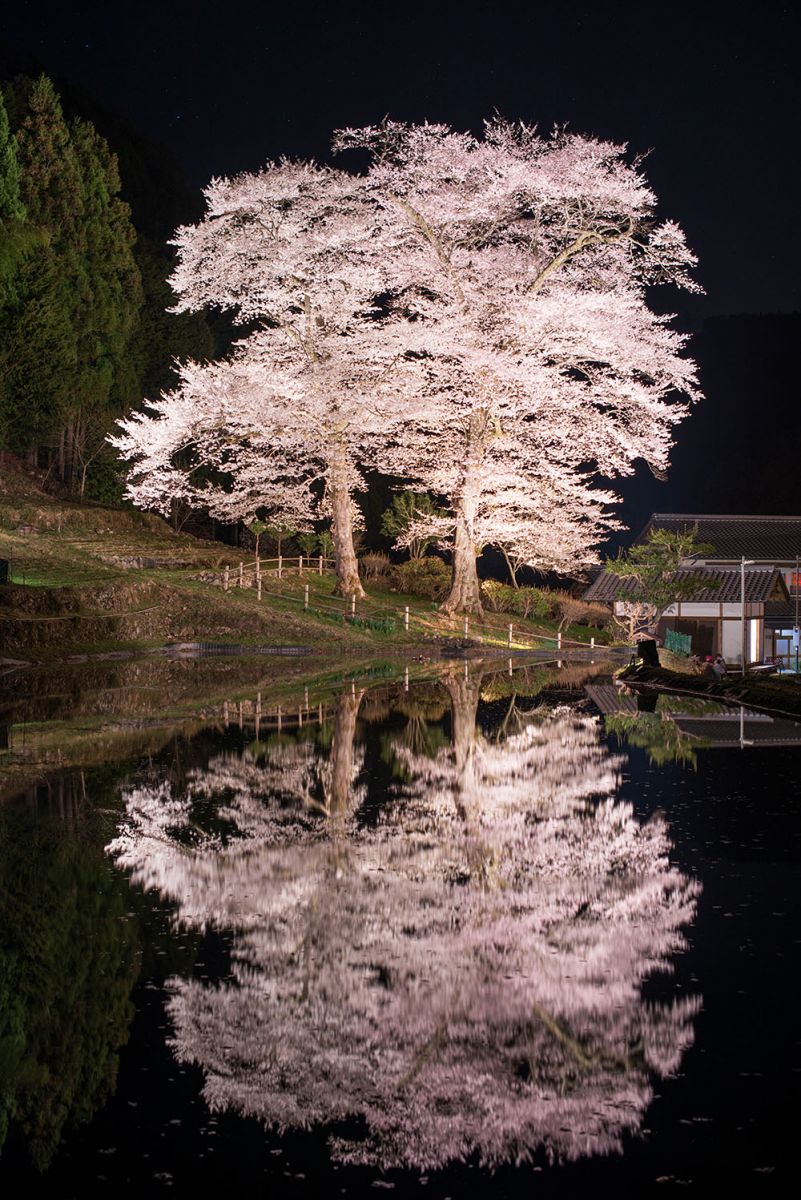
(0, 662), (798, 1194)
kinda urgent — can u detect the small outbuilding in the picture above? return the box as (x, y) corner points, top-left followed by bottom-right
(585, 514), (801, 664)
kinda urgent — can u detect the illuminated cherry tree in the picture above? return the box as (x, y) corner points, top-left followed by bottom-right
(116, 122), (698, 608)
(114, 163), (411, 596)
(108, 679), (699, 1170)
(334, 119), (701, 611)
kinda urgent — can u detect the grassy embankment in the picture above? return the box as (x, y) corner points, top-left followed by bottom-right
(0, 459), (611, 663)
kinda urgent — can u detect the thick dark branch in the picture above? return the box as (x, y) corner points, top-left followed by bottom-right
(527, 220), (634, 295)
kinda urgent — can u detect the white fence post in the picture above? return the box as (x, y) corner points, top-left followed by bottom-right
(590, 635), (595, 650)
(238, 562), (244, 588)
(298, 555), (303, 576)
(464, 615), (469, 637)
(257, 577), (262, 601)
(404, 666), (409, 692)
(224, 566), (229, 592)
(508, 622), (513, 647)
(304, 584), (309, 611)
(404, 605), (409, 631)
(318, 555), (323, 576)
(557, 631), (562, 651)
(351, 594), (356, 616)
(278, 553), (282, 580)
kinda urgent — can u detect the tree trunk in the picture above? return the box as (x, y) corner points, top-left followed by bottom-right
(63, 419), (75, 488)
(329, 447), (365, 599)
(443, 671), (493, 880)
(327, 686), (364, 819)
(441, 413), (486, 616)
(501, 547), (519, 588)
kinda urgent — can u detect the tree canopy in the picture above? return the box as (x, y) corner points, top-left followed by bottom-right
(115, 119), (700, 606)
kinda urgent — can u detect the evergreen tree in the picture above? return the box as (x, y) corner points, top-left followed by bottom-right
(0, 76), (143, 485)
(2, 76), (82, 463)
(67, 117), (142, 490)
(0, 91), (24, 223)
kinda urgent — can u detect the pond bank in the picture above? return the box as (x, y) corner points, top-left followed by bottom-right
(619, 662), (801, 719)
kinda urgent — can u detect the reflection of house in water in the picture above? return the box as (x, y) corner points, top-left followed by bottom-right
(586, 682), (801, 749)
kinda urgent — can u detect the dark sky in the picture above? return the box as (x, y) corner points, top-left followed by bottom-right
(2, 0), (800, 318)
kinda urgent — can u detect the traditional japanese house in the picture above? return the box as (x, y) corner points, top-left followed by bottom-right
(584, 514), (801, 664)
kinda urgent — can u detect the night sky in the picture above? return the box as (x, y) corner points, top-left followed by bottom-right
(3, 0), (799, 317)
(2, 0), (800, 532)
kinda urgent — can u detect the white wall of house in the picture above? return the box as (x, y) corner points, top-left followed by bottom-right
(720, 618), (762, 662)
(661, 602), (757, 617)
(721, 620), (741, 661)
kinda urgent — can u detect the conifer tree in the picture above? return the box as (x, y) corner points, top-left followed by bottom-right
(0, 92), (24, 224)
(3, 75), (83, 463)
(0, 76), (142, 486)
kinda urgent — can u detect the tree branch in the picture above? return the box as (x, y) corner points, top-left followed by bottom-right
(527, 220), (633, 295)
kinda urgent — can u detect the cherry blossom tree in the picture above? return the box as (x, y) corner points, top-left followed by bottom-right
(111, 352), (318, 532)
(108, 677), (699, 1170)
(334, 120), (701, 612)
(116, 163), (414, 597)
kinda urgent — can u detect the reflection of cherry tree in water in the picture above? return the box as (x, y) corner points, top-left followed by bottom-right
(109, 677), (700, 1171)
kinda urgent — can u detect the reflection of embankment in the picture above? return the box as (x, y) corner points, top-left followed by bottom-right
(0, 803), (139, 1170)
(109, 677), (700, 1171)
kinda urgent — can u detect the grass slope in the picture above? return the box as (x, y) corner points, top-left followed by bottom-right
(0, 458), (609, 662)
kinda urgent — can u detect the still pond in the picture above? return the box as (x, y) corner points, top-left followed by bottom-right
(0, 660), (798, 1195)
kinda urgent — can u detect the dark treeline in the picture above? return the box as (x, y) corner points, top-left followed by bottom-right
(0, 73), (220, 500)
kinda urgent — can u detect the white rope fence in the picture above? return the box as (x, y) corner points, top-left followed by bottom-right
(202, 556), (606, 655)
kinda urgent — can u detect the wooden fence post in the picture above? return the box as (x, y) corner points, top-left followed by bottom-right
(508, 622), (513, 647)
(318, 555), (323, 575)
(351, 594), (356, 616)
(463, 615), (469, 637)
(238, 562), (244, 588)
(304, 584), (309, 611)
(278, 553), (282, 580)
(298, 555), (303, 576)
(224, 566), (230, 591)
(404, 666), (409, 692)
(257, 577), (262, 601)
(404, 605), (409, 631)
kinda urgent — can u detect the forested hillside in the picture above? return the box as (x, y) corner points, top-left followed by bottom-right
(0, 74), (218, 500)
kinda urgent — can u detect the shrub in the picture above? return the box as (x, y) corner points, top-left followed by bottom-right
(360, 552), (392, 581)
(348, 615), (396, 633)
(391, 557), (451, 600)
(480, 581), (555, 620)
(550, 589), (612, 630)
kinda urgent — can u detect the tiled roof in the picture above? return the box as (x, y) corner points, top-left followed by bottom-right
(636, 514), (801, 561)
(584, 566), (787, 604)
(763, 600), (801, 623)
